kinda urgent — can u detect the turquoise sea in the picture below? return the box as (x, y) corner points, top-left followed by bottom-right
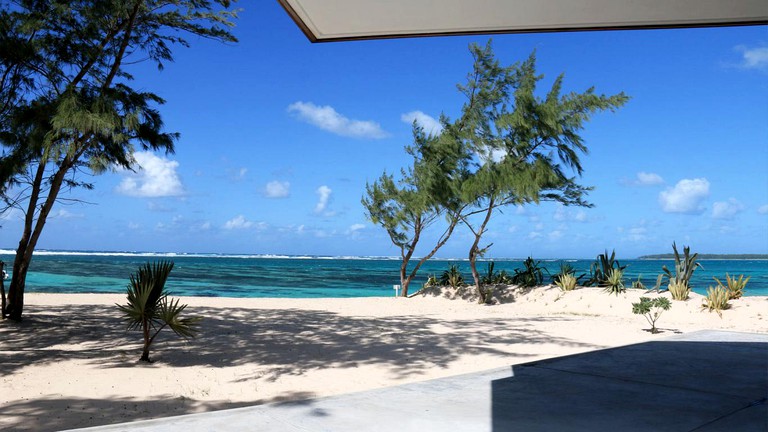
(1, 250), (767, 298)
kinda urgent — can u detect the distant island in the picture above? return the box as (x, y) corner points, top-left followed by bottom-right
(638, 254), (768, 260)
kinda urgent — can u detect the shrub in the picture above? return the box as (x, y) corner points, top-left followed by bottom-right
(632, 297), (671, 334)
(630, 274), (645, 290)
(511, 257), (546, 287)
(603, 268), (625, 295)
(662, 242), (702, 289)
(713, 273), (750, 300)
(552, 262), (584, 286)
(481, 261), (512, 285)
(439, 264), (466, 288)
(555, 273), (577, 291)
(668, 280), (690, 301)
(423, 274), (438, 288)
(702, 285), (730, 317)
(117, 261), (199, 362)
(586, 249), (626, 286)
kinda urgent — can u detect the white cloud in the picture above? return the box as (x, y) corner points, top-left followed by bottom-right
(127, 222), (140, 230)
(553, 205), (589, 223)
(401, 111), (443, 136)
(712, 198), (745, 220)
(223, 215), (253, 230)
(527, 232), (542, 240)
(288, 101), (387, 139)
(116, 151), (184, 198)
(735, 45), (768, 71)
(52, 209), (83, 219)
(635, 172), (664, 186)
(658, 178), (710, 214)
(264, 181), (290, 198)
(548, 230), (563, 241)
(348, 223), (365, 232)
(758, 204), (768, 215)
(314, 185), (333, 214)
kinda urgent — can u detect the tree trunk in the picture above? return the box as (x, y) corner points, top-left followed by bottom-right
(468, 200), (495, 304)
(0, 261), (6, 320)
(140, 321), (151, 362)
(6, 157), (72, 320)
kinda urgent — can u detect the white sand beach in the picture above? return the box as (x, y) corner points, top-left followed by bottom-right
(1, 287), (766, 431)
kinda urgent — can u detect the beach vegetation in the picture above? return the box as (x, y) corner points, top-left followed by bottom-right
(701, 285), (730, 317)
(632, 297), (671, 334)
(481, 261), (512, 285)
(423, 274), (439, 288)
(117, 261), (199, 362)
(668, 280), (690, 301)
(586, 249), (626, 286)
(0, 1), (238, 321)
(439, 264), (466, 289)
(603, 269), (625, 295)
(552, 262), (584, 286)
(713, 273), (750, 300)
(631, 275), (645, 290)
(362, 124), (468, 297)
(661, 243), (702, 296)
(450, 42), (628, 303)
(511, 257), (547, 288)
(555, 273), (577, 291)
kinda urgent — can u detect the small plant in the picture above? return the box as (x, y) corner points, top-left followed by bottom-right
(603, 268), (625, 295)
(632, 297), (671, 334)
(555, 273), (577, 291)
(668, 280), (690, 301)
(702, 285), (730, 317)
(586, 249), (626, 286)
(511, 257), (546, 287)
(662, 242), (702, 289)
(630, 274), (646, 290)
(713, 273), (750, 300)
(552, 262), (584, 286)
(117, 261), (199, 362)
(439, 264), (466, 289)
(423, 274), (438, 288)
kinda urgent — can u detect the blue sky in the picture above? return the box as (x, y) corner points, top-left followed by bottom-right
(1, 4), (767, 259)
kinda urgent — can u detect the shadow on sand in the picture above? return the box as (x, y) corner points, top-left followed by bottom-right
(1, 302), (597, 431)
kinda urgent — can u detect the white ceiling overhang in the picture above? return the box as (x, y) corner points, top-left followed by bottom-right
(278, 0), (768, 42)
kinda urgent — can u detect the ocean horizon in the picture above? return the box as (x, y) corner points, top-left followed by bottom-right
(1, 249), (767, 298)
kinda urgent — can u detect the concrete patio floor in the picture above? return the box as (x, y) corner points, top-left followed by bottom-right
(67, 330), (768, 432)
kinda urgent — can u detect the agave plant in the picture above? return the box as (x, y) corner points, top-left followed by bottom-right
(511, 257), (546, 288)
(552, 262), (584, 286)
(714, 273), (750, 300)
(702, 285), (730, 317)
(662, 242), (702, 290)
(117, 261), (199, 362)
(555, 273), (577, 291)
(481, 261), (513, 285)
(603, 268), (625, 295)
(668, 280), (690, 300)
(439, 264), (466, 289)
(586, 250), (626, 286)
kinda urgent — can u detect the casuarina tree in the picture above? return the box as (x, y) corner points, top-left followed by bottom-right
(451, 42), (628, 303)
(0, 1), (238, 321)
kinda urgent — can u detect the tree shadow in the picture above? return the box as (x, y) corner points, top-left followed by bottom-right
(0, 302), (599, 431)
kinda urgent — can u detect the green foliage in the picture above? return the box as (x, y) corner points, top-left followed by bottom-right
(423, 275), (438, 288)
(586, 250), (626, 286)
(668, 280), (690, 301)
(362, 124), (467, 296)
(702, 286), (730, 317)
(552, 262), (584, 286)
(661, 242), (702, 288)
(632, 297), (671, 333)
(116, 261), (198, 362)
(1, 1), (238, 320)
(631, 275), (646, 290)
(603, 269), (625, 295)
(511, 257), (546, 287)
(481, 261), (512, 285)
(555, 273), (577, 291)
(713, 273), (750, 300)
(439, 264), (466, 289)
